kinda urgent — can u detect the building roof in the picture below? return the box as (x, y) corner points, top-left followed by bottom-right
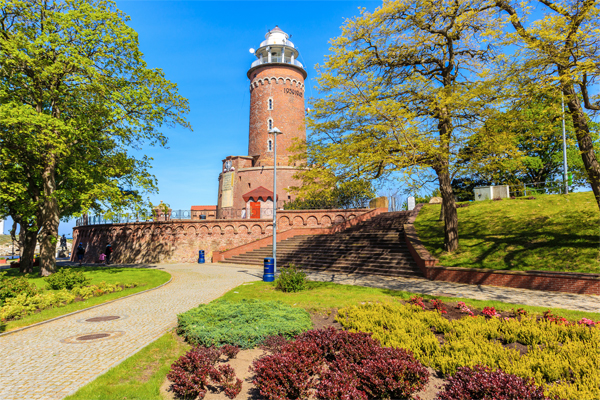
(242, 186), (278, 202)
(191, 205), (217, 211)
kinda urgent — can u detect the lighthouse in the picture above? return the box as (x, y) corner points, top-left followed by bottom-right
(217, 27), (307, 219)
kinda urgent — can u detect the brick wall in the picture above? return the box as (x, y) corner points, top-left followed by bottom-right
(404, 205), (600, 296)
(248, 65), (306, 167)
(72, 208), (375, 264)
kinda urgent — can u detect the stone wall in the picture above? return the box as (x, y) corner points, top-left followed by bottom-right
(72, 209), (373, 264)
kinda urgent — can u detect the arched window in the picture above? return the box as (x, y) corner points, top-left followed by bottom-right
(268, 98), (273, 110)
(268, 139), (273, 152)
(268, 118), (273, 130)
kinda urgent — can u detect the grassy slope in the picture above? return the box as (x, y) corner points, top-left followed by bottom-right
(1, 266), (170, 331)
(415, 191), (600, 273)
(64, 331), (190, 400)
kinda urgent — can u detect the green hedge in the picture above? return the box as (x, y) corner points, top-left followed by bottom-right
(177, 299), (312, 349)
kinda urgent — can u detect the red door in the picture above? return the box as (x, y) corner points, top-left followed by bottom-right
(250, 202), (261, 219)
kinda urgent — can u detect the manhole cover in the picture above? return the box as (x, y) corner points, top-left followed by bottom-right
(77, 314), (128, 324)
(78, 333), (110, 341)
(61, 331), (125, 344)
(85, 316), (120, 322)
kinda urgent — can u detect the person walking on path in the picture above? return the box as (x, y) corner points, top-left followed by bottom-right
(76, 243), (85, 266)
(104, 243), (113, 265)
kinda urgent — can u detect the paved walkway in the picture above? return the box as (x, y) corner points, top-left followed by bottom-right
(304, 271), (600, 313)
(0, 263), (260, 400)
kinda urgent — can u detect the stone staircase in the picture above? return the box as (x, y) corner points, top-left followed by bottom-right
(219, 211), (424, 278)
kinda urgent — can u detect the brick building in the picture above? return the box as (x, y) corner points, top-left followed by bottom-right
(217, 26), (306, 219)
(191, 206), (217, 220)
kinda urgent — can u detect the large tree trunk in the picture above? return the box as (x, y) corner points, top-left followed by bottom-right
(39, 160), (60, 277)
(437, 167), (459, 252)
(563, 84), (600, 209)
(19, 225), (38, 274)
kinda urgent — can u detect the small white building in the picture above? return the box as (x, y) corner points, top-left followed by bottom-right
(474, 185), (510, 201)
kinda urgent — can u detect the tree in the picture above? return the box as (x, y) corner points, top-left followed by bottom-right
(0, 0), (191, 275)
(494, 0), (600, 209)
(457, 92), (599, 195)
(285, 176), (375, 210)
(303, 0), (499, 251)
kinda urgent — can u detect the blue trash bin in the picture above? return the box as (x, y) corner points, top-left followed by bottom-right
(263, 257), (275, 282)
(198, 250), (205, 264)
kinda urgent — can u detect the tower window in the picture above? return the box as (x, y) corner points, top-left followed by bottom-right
(268, 98), (273, 110)
(268, 118), (273, 130)
(268, 139), (273, 152)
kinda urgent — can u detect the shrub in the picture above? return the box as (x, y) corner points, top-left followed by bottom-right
(482, 306), (501, 318)
(177, 299), (312, 349)
(252, 327), (428, 400)
(432, 299), (447, 314)
(167, 346), (242, 399)
(0, 273), (38, 306)
(336, 303), (600, 399)
(456, 301), (474, 317)
(260, 335), (289, 353)
(436, 365), (557, 400)
(45, 268), (91, 290)
(220, 344), (240, 359)
(408, 295), (425, 310)
(275, 263), (307, 293)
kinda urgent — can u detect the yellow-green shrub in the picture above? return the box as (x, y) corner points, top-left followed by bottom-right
(336, 303), (600, 400)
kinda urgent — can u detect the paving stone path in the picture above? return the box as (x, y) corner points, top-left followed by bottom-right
(304, 271), (600, 313)
(0, 263), (260, 400)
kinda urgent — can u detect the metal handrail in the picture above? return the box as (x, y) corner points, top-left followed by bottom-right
(251, 57), (304, 69)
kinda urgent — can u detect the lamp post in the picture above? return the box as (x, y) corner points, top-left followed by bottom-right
(561, 93), (569, 194)
(268, 127), (282, 273)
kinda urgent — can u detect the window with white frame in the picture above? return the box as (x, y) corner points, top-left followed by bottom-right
(268, 98), (273, 110)
(268, 118), (273, 130)
(268, 139), (273, 152)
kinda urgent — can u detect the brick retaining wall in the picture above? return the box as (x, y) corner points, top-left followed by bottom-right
(72, 208), (379, 264)
(404, 205), (600, 295)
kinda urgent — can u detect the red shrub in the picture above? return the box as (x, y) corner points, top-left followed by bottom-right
(260, 335), (289, 353)
(436, 365), (559, 400)
(253, 328), (428, 400)
(408, 296), (426, 310)
(432, 299), (447, 314)
(543, 310), (569, 325)
(221, 344), (240, 359)
(251, 352), (319, 400)
(482, 306), (501, 318)
(167, 346), (242, 399)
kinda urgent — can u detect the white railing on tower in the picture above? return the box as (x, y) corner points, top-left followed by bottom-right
(251, 57), (304, 69)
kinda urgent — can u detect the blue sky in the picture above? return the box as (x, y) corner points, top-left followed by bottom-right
(2, 0), (380, 237)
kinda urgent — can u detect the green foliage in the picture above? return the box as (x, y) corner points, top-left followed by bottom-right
(0, 0), (191, 273)
(0, 281), (130, 321)
(0, 272), (38, 306)
(415, 191), (600, 273)
(45, 268), (91, 290)
(177, 299), (312, 349)
(286, 179), (375, 210)
(337, 303), (600, 399)
(275, 264), (307, 293)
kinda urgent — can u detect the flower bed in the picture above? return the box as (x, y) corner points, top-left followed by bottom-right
(0, 271), (137, 321)
(337, 302), (600, 399)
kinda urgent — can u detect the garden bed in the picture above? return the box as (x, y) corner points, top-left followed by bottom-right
(0, 265), (170, 332)
(67, 281), (600, 400)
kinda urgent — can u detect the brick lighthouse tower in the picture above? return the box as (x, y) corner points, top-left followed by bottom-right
(217, 27), (306, 219)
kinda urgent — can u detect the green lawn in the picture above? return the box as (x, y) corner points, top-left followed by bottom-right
(65, 331), (189, 400)
(221, 280), (600, 322)
(1, 265), (170, 332)
(415, 191), (600, 273)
